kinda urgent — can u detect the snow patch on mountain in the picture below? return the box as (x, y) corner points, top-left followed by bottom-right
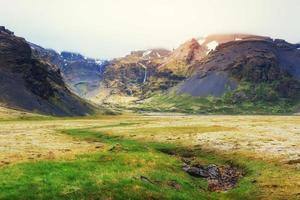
(206, 41), (219, 54)
(197, 37), (206, 45)
(143, 50), (152, 57)
(95, 59), (104, 65)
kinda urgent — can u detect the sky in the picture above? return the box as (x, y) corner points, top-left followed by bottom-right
(1, 0), (300, 59)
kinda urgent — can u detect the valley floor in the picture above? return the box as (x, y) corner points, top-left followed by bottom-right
(0, 111), (299, 199)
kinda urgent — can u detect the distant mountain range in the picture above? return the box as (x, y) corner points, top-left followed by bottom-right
(0, 26), (299, 115)
(29, 43), (109, 97)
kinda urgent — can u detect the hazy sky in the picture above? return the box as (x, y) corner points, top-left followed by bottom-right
(1, 0), (300, 59)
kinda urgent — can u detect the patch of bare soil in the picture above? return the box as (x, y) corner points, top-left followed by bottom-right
(158, 147), (243, 192)
(183, 162), (243, 192)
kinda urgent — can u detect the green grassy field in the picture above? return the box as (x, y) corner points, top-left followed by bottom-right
(0, 112), (299, 199)
(136, 93), (298, 114)
(0, 127), (258, 200)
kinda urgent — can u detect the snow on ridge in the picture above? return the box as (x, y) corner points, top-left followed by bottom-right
(206, 41), (219, 54)
(235, 38), (242, 41)
(197, 37), (206, 45)
(95, 59), (104, 65)
(142, 50), (152, 57)
(156, 52), (161, 58)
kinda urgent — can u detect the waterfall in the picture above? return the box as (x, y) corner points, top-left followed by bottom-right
(143, 68), (147, 83)
(139, 63), (147, 83)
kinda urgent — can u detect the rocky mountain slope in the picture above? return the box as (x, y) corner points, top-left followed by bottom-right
(158, 38), (205, 76)
(93, 34), (299, 113)
(87, 48), (187, 105)
(176, 37), (300, 99)
(87, 34), (300, 113)
(30, 43), (108, 97)
(10, 28), (299, 114)
(158, 34), (268, 76)
(0, 26), (94, 116)
(137, 36), (300, 114)
(30, 34), (275, 103)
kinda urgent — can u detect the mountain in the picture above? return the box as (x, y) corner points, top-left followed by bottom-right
(8, 27), (299, 114)
(31, 34), (273, 103)
(88, 34), (298, 113)
(158, 38), (205, 76)
(102, 48), (171, 94)
(30, 43), (108, 97)
(85, 34), (300, 113)
(158, 34), (268, 76)
(176, 37), (300, 98)
(144, 36), (300, 114)
(93, 48), (185, 102)
(0, 26), (94, 116)
(29, 44), (175, 104)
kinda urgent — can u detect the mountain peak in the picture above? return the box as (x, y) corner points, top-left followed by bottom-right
(0, 26), (14, 35)
(158, 38), (206, 75)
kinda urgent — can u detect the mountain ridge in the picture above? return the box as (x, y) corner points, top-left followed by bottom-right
(0, 26), (95, 116)
(4, 26), (299, 114)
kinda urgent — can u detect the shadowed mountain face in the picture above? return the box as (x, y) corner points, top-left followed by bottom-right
(0, 27), (94, 116)
(59, 52), (108, 97)
(176, 72), (238, 97)
(30, 44), (109, 97)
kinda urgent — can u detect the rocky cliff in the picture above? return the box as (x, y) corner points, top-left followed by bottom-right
(0, 27), (94, 116)
(30, 43), (108, 97)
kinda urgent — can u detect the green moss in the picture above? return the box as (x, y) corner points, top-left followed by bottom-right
(0, 128), (262, 200)
(136, 80), (299, 114)
(74, 82), (89, 95)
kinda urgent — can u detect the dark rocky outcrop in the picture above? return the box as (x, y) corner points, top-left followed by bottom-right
(0, 27), (94, 116)
(176, 72), (237, 97)
(183, 163), (243, 192)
